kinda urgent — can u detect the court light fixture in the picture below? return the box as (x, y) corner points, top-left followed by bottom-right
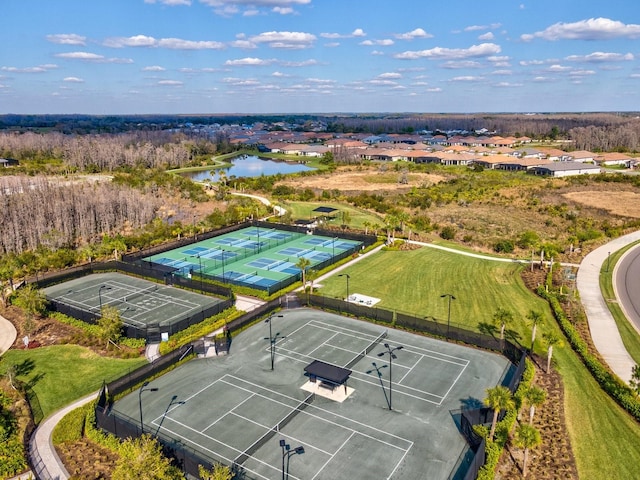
(440, 293), (456, 340)
(139, 381), (158, 435)
(377, 343), (403, 410)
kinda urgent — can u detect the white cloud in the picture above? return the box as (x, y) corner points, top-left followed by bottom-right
(569, 69), (596, 76)
(324, 42), (340, 48)
(46, 33), (86, 45)
(224, 57), (276, 66)
(230, 39), (257, 48)
(157, 80), (183, 85)
(1, 64), (58, 73)
(378, 72), (402, 79)
(271, 71), (288, 77)
(103, 35), (224, 49)
(280, 59), (318, 67)
(521, 17), (640, 41)
(200, 0), (310, 16)
(519, 59), (546, 66)
(63, 76), (84, 83)
(249, 31), (316, 49)
(478, 32), (494, 41)
(352, 28), (366, 37)
(360, 39), (394, 46)
(104, 35), (157, 47)
(491, 69), (512, 75)
(143, 65), (166, 71)
(306, 78), (336, 84)
(55, 52), (133, 63)
(533, 76), (554, 82)
(547, 64), (572, 72)
(369, 79), (398, 86)
(145, 0), (191, 5)
(449, 76), (484, 82)
(427, 87), (442, 92)
(395, 28), (432, 40)
(158, 38), (225, 49)
(441, 60), (482, 69)
(493, 82), (522, 88)
(487, 55), (510, 67)
(272, 6), (293, 14)
(464, 23), (501, 32)
(395, 43), (501, 60)
(371, 50), (385, 56)
(565, 52), (634, 62)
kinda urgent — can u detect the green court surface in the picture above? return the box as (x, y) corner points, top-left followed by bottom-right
(143, 226), (362, 292)
(43, 272), (224, 332)
(112, 309), (510, 480)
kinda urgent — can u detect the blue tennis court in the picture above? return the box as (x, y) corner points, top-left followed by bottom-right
(143, 226), (363, 294)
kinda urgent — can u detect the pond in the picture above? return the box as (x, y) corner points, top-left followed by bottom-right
(179, 155), (314, 182)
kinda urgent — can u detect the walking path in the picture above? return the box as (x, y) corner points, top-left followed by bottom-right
(0, 312), (17, 355)
(576, 231), (640, 383)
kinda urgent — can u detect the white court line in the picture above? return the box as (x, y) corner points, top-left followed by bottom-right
(306, 332), (340, 358)
(202, 392), (257, 433)
(307, 320), (382, 342)
(223, 375), (413, 450)
(310, 431), (356, 480)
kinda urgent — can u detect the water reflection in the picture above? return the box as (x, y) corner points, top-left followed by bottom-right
(180, 155), (314, 182)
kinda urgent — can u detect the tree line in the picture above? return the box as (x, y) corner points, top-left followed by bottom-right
(0, 176), (159, 254)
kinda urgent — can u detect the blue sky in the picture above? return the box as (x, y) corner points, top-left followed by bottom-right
(1, 0), (639, 114)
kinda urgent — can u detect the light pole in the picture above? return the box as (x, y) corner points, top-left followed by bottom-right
(366, 362), (390, 410)
(138, 381), (158, 435)
(280, 439), (304, 480)
(265, 314), (284, 370)
(440, 293), (456, 340)
(338, 273), (350, 303)
(191, 254), (203, 291)
(98, 285), (111, 312)
(377, 343), (403, 410)
(607, 251), (611, 272)
(221, 249), (226, 282)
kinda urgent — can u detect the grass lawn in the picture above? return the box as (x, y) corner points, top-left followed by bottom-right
(319, 247), (553, 354)
(317, 244), (640, 478)
(558, 344), (640, 479)
(281, 200), (384, 230)
(1, 345), (147, 420)
(599, 241), (640, 364)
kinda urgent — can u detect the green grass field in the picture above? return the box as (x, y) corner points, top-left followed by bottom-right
(281, 200), (384, 230)
(1, 345), (146, 421)
(320, 247), (552, 353)
(318, 244), (640, 479)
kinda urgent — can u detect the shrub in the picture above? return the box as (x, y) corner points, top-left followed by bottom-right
(440, 225), (456, 240)
(493, 240), (514, 253)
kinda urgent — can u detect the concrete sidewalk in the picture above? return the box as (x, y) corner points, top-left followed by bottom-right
(30, 391), (99, 480)
(576, 230), (640, 383)
(0, 313), (17, 355)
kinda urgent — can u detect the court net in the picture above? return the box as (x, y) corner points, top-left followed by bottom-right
(125, 284), (158, 302)
(233, 392), (315, 466)
(344, 330), (388, 369)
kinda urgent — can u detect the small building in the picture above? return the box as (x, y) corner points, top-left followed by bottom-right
(0, 158), (19, 167)
(530, 162), (601, 177)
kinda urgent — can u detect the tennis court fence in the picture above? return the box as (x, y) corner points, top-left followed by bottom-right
(302, 292), (528, 480)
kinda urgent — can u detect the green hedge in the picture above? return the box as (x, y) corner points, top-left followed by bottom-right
(0, 391), (27, 479)
(538, 287), (640, 421)
(158, 308), (242, 355)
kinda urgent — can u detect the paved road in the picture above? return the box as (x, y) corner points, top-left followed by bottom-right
(615, 245), (640, 333)
(577, 230), (640, 383)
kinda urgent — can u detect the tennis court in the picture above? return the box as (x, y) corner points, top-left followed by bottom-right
(111, 309), (509, 479)
(42, 272), (226, 336)
(143, 226), (362, 293)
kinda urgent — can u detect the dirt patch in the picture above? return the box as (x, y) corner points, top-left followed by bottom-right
(56, 439), (118, 479)
(563, 190), (640, 218)
(277, 167), (445, 193)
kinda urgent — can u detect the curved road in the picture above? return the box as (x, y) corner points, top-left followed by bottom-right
(577, 230), (640, 383)
(616, 245), (640, 334)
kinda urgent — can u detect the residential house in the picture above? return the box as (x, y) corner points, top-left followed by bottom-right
(530, 162), (601, 177)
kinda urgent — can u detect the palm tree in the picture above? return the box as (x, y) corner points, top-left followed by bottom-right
(492, 307), (513, 341)
(363, 220), (371, 236)
(526, 310), (543, 351)
(484, 385), (514, 441)
(522, 385), (546, 425)
(295, 257), (311, 289)
(513, 423), (542, 478)
(543, 331), (561, 373)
